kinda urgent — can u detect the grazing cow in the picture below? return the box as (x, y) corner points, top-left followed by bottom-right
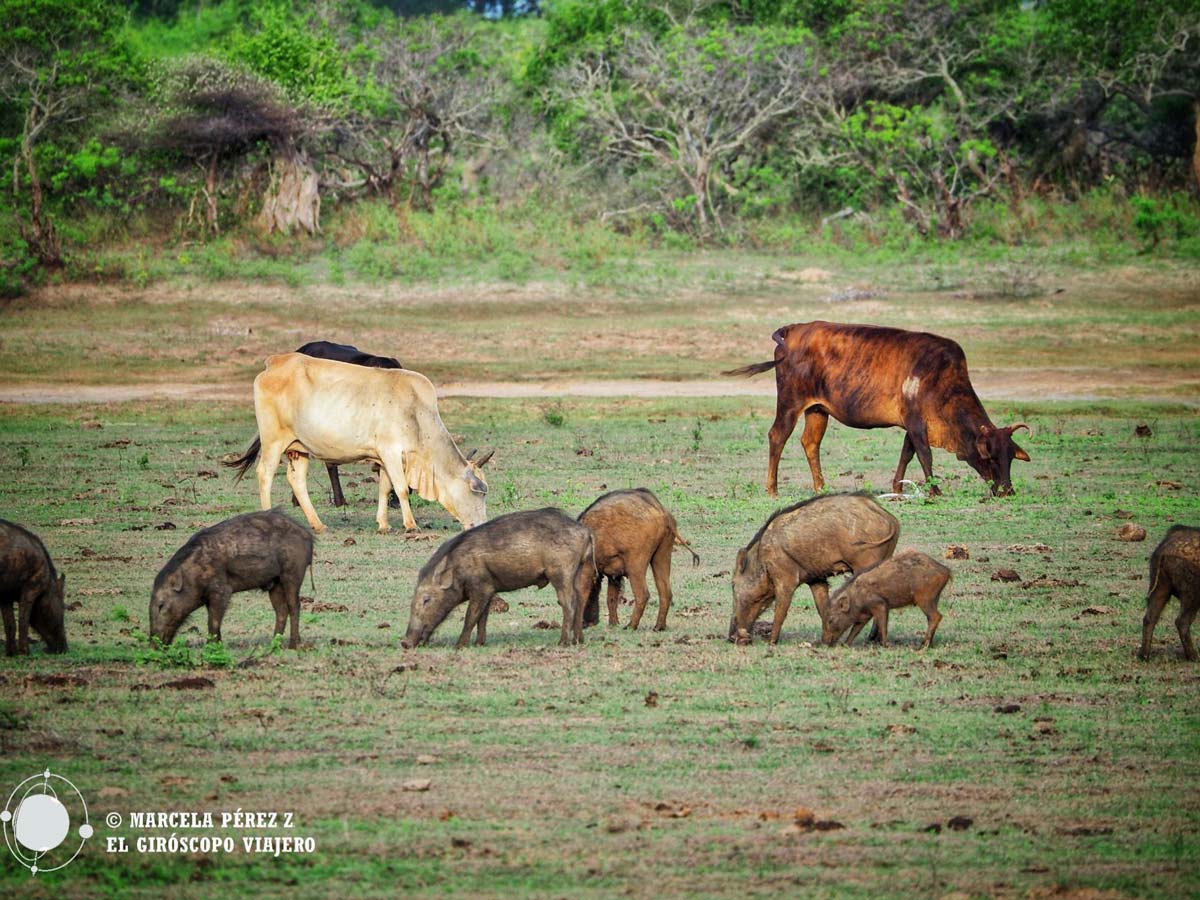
(295, 341), (403, 508)
(726, 321), (1031, 496)
(225, 354), (491, 533)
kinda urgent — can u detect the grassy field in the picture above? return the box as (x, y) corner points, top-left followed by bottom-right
(0, 388), (1197, 898)
(1, 252), (1198, 896)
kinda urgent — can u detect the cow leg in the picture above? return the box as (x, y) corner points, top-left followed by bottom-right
(766, 402), (801, 496)
(800, 408), (830, 493)
(284, 452), (326, 534)
(2, 601), (15, 656)
(376, 450), (418, 532)
(892, 434), (917, 494)
(905, 423), (940, 495)
(375, 466), (395, 534)
(649, 539), (674, 631)
(326, 463), (346, 508)
(768, 572), (801, 644)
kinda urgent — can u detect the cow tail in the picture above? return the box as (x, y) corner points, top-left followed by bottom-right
(722, 359), (777, 378)
(222, 436), (261, 483)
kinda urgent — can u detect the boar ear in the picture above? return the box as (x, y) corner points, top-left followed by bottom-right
(169, 569), (185, 593)
(432, 560), (455, 592)
(735, 548), (747, 573)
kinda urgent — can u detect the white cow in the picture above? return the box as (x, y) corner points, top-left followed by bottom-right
(226, 354), (490, 533)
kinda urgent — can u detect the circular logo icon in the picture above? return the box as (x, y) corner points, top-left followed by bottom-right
(2, 769), (93, 874)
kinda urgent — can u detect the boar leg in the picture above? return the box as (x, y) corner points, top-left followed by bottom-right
(474, 595), (496, 647)
(457, 595), (488, 649)
(872, 603), (890, 647)
(626, 568), (653, 631)
(799, 408), (830, 494)
(550, 576), (581, 647)
(1139, 574), (1173, 660)
(917, 598), (944, 651)
(649, 539), (674, 632)
(206, 589), (231, 643)
(1176, 600), (1197, 662)
(768, 572), (801, 644)
(844, 616), (869, 645)
(606, 576), (623, 626)
(808, 579), (831, 623)
(2, 601), (17, 656)
(16, 586), (36, 655)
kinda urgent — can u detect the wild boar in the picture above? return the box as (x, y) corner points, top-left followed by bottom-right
(730, 493), (899, 644)
(401, 508), (596, 649)
(0, 520), (67, 656)
(149, 510), (313, 649)
(1139, 525), (1200, 661)
(578, 488), (700, 631)
(821, 550), (951, 649)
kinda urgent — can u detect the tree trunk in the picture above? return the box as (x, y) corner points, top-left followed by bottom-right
(256, 148), (321, 236)
(204, 152), (219, 235)
(19, 132), (62, 267)
(1193, 98), (1200, 192)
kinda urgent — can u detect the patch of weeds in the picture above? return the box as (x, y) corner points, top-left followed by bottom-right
(544, 406), (566, 428)
(111, 606), (131, 622)
(137, 453), (150, 470)
(200, 635), (234, 668)
(134, 632), (196, 668)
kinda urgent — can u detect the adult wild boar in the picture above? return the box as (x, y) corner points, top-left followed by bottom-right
(726, 321), (1032, 497)
(578, 488), (699, 631)
(0, 520), (67, 656)
(150, 510), (313, 649)
(1139, 525), (1200, 662)
(730, 493), (899, 645)
(821, 550), (951, 650)
(401, 508), (595, 649)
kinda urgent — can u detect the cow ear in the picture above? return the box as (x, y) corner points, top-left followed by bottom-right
(975, 434), (992, 460)
(736, 548), (747, 573)
(465, 466), (487, 495)
(474, 449), (495, 468)
(1014, 445), (1031, 462)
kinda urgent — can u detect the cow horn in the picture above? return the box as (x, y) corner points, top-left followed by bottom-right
(474, 449), (495, 468)
(1009, 422), (1033, 437)
(465, 449), (477, 461)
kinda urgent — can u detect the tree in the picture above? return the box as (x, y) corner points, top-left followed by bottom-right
(552, 21), (824, 233)
(0, 0), (129, 265)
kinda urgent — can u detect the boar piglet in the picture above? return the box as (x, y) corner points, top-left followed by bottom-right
(579, 488), (699, 632)
(730, 493), (899, 645)
(822, 551), (950, 650)
(401, 508), (596, 649)
(1139, 525), (1200, 662)
(0, 519), (67, 656)
(150, 510), (313, 649)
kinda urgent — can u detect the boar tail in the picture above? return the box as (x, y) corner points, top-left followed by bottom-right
(674, 533), (701, 567)
(222, 437), (261, 483)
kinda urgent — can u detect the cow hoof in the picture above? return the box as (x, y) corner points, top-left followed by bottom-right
(312, 524), (327, 535)
(377, 525), (392, 535)
(652, 624), (666, 632)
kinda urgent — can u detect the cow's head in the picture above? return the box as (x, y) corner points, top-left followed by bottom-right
(443, 449), (493, 530)
(968, 423), (1031, 496)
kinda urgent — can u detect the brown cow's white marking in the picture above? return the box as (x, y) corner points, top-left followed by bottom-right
(250, 354), (488, 534)
(902, 376), (921, 400)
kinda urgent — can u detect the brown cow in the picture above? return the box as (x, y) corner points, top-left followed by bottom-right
(726, 321), (1031, 496)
